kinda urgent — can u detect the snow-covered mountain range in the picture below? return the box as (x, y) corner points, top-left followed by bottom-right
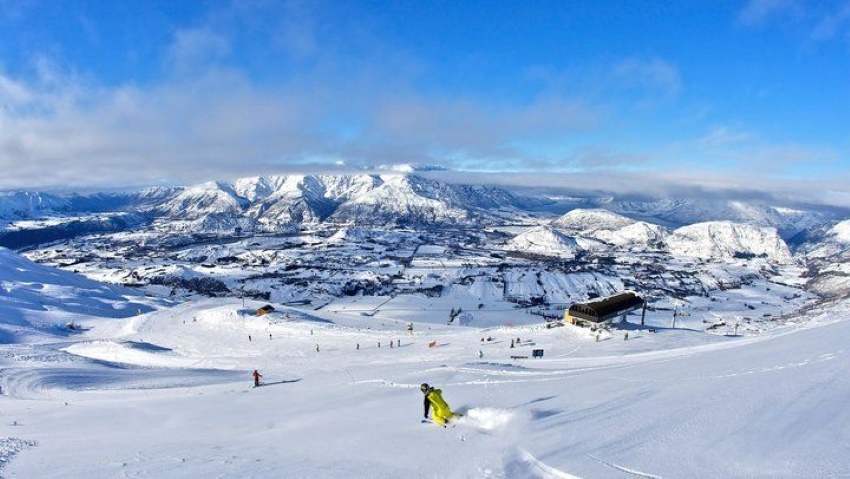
(502, 208), (795, 263)
(138, 174), (540, 231)
(2, 173), (845, 236)
(1, 173), (849, 276)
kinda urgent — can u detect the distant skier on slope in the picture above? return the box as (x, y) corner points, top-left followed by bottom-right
(421, 383), (457, 426)
(252, 369), (263, 387)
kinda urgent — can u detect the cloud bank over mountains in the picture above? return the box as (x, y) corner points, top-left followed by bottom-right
(0, 1), (847, 207)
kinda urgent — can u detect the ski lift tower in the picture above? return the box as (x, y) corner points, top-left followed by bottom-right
(671, 297), (684, 328)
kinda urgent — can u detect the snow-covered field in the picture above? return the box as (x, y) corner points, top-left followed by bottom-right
(2, 246), (849, 477)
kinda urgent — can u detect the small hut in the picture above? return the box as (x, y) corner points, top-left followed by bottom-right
(256, 305), (276, 316)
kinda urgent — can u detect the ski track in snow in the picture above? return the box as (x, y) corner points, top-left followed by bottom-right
(586, 453), (662, 479)
(709, 351), (841, 379)
(507, 448), (581, 479)
(0, 365), (244, 399)
(350, 344), (843, 392)
(375, 338), (801, 388)
(605, 350), (843, 384)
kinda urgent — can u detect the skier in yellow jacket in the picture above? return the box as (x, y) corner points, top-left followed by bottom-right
(421, 383), (457, 425)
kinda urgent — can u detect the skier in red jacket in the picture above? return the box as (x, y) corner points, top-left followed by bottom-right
(252, 369), (262, 387)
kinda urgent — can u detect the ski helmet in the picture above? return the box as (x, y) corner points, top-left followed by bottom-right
(420, 383), (430, 392)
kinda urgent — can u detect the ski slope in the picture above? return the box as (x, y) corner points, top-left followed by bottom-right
(2, 289), (849, 478)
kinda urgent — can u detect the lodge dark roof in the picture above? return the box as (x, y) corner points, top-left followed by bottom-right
(568, 292), (644, 322)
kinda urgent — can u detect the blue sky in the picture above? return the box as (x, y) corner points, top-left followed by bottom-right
(0, 0), (848, 204)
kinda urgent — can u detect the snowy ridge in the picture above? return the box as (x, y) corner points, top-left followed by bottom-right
(159, 181), (250, 219)
(243, 175), (373, 226)
(547, 209), (669, 251)
(795, 219), (850, 260)
(606, 198), (831, 237)
(668, 221), (794, 263)
(0, 191), (68, 224)
(0, 247), (153, 342)
(796, 219), (850, 297)
(330, 174), (471, 225)
(3, 174), (846, 244)
(149, 174), (530, 230)
(830, 219), (850, 243)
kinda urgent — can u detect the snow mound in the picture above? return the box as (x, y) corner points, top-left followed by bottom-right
(668, 221), (793, 263)
(552, 208), (635, 234)
(328, 228), (372, 243)
(62, 341), (196, 368)
(506, 226), (580, 259)
(598, 221), (669, 249)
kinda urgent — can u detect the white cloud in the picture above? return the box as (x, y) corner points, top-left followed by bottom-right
(272, 0), (320, 59)
(811, 1), (850, 40)
(0, 0), (35, 21)
(739, 0), (850, 43)
(611, 57), (682, 100)
(166, 28), (231, 74)
(365, 95), (602, 157)
(425, 168), (850, 208)
(0, 74), (34, 108)
(739, 0), (803, 26)
(1, 59), (845, 209)
(698, 126), (758, 147)
(744, 143), (840, 171)
(0, 64), (606, 190)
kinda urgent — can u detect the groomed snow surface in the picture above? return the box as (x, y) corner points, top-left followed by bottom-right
(1, 287), (848, 478)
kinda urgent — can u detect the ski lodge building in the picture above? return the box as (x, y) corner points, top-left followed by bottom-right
(565, 292), (645, 327)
